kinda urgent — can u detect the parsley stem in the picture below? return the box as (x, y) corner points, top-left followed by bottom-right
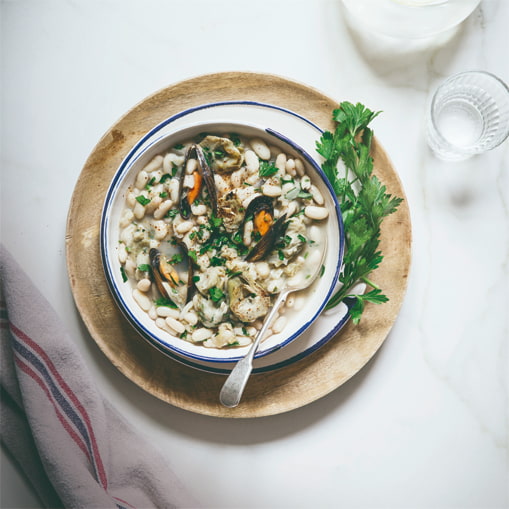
(361, 276), (380, 290)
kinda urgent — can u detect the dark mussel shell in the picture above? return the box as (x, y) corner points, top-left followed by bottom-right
(242, 195), (274, 227)
(178, 144), (217, 219)
(149, 244), (194, 307)
(245, 213), (289, 262)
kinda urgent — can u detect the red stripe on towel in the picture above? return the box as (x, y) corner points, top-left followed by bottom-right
(14, 355), (91, 461)
(10, 322), (108, 489)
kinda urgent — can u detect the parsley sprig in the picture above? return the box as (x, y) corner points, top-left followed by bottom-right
(317, 102), (403, 324)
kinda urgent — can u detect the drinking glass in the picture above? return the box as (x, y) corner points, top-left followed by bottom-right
(426, 71), (509, 161)
(341, 0), (481, 39)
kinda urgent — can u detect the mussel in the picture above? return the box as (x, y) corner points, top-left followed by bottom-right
(149, 245), (194, 308)
(199, 135), (243, 174)
(227, 275), (271, 323)
(243, 195), (274, 237)
(179, 144), (217, 219)
(245, 213), (289, 262)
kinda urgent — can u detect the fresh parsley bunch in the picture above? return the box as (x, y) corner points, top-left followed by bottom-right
(316, 102), (403, 324)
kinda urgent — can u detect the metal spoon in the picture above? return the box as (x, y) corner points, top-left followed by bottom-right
(219, 237), (328, 408)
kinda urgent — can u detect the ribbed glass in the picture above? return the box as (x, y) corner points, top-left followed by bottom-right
(427, 71), (509, 161)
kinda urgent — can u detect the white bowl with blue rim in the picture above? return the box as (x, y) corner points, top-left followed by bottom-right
(101, 103), (345, 370)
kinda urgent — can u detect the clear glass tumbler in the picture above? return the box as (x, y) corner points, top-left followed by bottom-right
(426, 71), (509, 161)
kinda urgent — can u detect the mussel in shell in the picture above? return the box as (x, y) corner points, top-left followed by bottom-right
(149, 245), (193, 308)
(245, 213), (289, 262)
(179, 144), (217, 219)
(243, 195), (274, 237)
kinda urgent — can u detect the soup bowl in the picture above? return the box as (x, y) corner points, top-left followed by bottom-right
(101, 116), (344, 367)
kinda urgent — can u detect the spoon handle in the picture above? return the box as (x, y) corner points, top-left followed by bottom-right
(219, 291), (288, 408)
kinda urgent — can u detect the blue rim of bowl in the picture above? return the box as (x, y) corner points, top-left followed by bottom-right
(100, 101), (346, 371)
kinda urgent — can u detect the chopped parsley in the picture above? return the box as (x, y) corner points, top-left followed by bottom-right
(209, 287), (225, 302)
(258, 161), (279, 177)
(154, 297), (178, 309)
(135, 195), (151, 206)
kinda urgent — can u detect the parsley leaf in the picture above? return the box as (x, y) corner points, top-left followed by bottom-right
(135, 195), (151, 206)
(259, 161), (279, 177)
(209, 287), (225, 302)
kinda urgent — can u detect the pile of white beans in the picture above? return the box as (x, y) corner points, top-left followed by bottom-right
(117, 133), (329, 349)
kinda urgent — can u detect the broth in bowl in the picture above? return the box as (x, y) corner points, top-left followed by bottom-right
(117, 131), (329, 349)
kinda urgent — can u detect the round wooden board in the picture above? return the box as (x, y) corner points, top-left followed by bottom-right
(66, 72), (412, 418)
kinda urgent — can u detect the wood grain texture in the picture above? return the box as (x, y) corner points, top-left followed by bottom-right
(65, 72), (412, 418)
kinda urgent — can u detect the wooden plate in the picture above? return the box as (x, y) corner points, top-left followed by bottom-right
(65, 72), (412, 418)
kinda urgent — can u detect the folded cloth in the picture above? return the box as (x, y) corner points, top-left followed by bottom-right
(0, 245), (199, 509)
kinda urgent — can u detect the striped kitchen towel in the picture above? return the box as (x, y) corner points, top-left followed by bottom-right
(0, 245), (199, 509)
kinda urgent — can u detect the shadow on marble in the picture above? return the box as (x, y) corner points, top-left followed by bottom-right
(73, 298), (384, 445)
(340, 4), (472, 88)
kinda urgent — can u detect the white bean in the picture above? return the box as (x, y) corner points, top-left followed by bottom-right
(275, 153), (287, 172)
(183, 173), (195, 189)
(143, 155), (163, 173)
(152, 220), (168, 240)
(137, 278), (151, 292)
(135, 170), (149, 190)
(165, 317), (186, 335)
(310, 185), (325, 205)
(244, 149), (259, 173)
(272, 316), (287, 334)
(175, 220), (194, 234)
(183, 312), (198, 326)
(126, 191), (136, 208)
(155, 317), (170, 332)
(301, 175), (311, 190)
(236, 336), (252, 347)
(133, 201), (146, 220)
(191, 328), (213, 343)
(295, 158), (305, 176)
(136, 251), (149, 267)
(230, 168), (246, 189)
(262, 183), (282, 197)
(133, 289), (151, 311)
(186, 158), (198, 174)
(118, 243), (128, 264)
(214, 174), (230, 194)
(168, 178), (180, 202)
(286, 201), (298, 217)
(156, 306), (180, 319)
(266, 279), (283, 293)
(145, 195), (161, 215)
(148, 306), (158, 320)
(304, 205), (329, 220)
(285, 158), (296, 176)
(255, 261), (270, 279)
(153, 199), (173, 220)
(250, 138), (271, 160)
(124, 258), (136, 278)
(163, 152), (183, 173)
(281, 182), (295, 195)
(191, 203), (207, 216)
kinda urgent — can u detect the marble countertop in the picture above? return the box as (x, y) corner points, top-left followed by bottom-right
(1, 1), (507, 507)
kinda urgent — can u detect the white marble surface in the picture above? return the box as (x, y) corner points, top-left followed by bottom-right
(1, 0), (508, 508)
